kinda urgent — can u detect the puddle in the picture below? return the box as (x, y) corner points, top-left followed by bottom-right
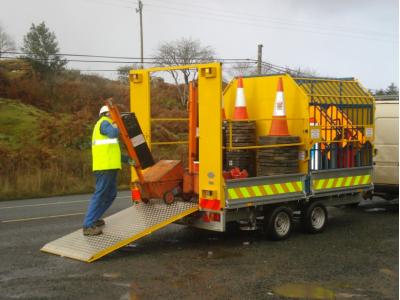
(103, 272), (121, 279)
(113, 282), (131, 288)
(380, 268), (396, 277)
(119, 291), (138, 300)
(120, 243), (141, 252)
(67, 274), (86, 278)
(364, 208), (386, 213)
(336, 292), (365, 298)
(203, 249), (243, 259)
(272, 283), (335, 299)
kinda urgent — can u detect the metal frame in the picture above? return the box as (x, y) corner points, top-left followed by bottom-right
(130, 63), (224, 209)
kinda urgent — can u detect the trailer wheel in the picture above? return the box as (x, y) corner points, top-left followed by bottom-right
(303, 202), (328, 234)
(163, 191), (175, 205)
(264, 207), (293, 241)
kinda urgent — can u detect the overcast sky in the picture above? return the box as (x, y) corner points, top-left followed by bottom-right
(0, 0), (398, 90)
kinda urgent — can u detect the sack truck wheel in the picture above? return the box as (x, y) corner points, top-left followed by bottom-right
(303, 202), (328, 234)
(264, 206), (293, 241)
(163, 191), (175, 205)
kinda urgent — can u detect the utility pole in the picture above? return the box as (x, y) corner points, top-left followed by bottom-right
(257, 44), (263, 75)
(136, 0), (144, 68)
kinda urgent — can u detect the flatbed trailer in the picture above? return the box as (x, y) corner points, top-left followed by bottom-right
(42, 63), (375, 262)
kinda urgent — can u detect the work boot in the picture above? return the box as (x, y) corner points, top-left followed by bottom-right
(83, 225), (103, 236)
(94, 219), (105, 227)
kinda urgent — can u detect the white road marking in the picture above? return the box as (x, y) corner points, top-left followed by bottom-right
(0, 196), (131, 210)
(2, 212), (86, 223)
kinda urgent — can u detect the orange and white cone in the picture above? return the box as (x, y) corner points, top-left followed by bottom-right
(233, 77), (249, 120)
(269, 77), (290, 136)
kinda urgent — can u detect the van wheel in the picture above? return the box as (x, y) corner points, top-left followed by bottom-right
(303, 202), (328, 234)
(264, 207), (293, 241)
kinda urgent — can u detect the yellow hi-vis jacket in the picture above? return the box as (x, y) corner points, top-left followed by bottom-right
(91, 116), (122, 171)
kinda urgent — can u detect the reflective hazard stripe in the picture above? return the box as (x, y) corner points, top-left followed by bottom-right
(313, 174), (371, 190)
(93, 138), (118, 146)
(228, 189), (239, 200)
(227, 181), (303, 200)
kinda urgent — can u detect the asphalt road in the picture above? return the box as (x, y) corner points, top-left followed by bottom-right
(0, 192), (398, 300)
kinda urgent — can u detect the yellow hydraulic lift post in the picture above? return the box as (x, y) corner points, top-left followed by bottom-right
(198, 64), (224, 210)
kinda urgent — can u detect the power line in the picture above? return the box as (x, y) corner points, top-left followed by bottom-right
(74, 0), (397, 43)
(142, 1), (397, 43)
(145, 0), (396, 39)
(0, 52), (256, 63)
(1, 53), (316, 76)
(80, 0), (134, 9)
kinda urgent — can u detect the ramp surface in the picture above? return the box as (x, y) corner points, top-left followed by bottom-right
(41, 201), (198, 262)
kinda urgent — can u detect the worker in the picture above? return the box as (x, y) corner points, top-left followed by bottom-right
(83, 105), (131, 236)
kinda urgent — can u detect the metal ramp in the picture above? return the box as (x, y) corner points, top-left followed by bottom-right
(41, 201), (198, 262)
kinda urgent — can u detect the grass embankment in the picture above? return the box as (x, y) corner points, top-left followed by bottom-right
(0, 98), (130, 200)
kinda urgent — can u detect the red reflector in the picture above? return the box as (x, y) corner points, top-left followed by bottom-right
(199, 198), (221, 210)
(211, 213), (221, 222)
(202, 213), (211, 222)
(131, 188), (141, 201)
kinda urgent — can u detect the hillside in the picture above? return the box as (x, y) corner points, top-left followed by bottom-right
(0, 98), (130, 200)
(0, 73), (190, 200)
(0, 58), (190, 200)
(0, 98), (64, 149)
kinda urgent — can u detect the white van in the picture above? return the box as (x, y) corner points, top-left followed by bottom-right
(373, 96), (399, 202)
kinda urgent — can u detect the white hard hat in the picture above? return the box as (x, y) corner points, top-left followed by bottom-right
(99, 105), (109, 116)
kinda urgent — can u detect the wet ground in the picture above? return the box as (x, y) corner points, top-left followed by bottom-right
(0, 192), (398, 299)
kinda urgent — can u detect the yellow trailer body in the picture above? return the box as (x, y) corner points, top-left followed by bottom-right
(41, 64), (376, 262)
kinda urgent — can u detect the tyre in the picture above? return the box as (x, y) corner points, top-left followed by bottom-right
(163, 191), (175, 205)
(264, 206), (293, 241)
(303, 202), (328, 234)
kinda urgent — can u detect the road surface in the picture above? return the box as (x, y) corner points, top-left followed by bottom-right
(0, 192), (398, 299)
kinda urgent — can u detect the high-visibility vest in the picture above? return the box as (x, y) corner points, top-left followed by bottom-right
(92, 116), (121, 171)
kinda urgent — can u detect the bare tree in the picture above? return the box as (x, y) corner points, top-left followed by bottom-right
(0, 25), (16, 58)
(225, 61), (257, 78)
(153, 38), (215, 106)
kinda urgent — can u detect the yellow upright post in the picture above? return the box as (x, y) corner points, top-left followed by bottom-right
(197, 63), (224, 210)
(129, 69), (151, 183)
(129, 70), (151, 147)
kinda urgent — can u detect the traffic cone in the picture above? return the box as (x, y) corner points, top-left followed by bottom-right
(269, 77), (290, 136)
(131, 183), (141, 202)
(233, 77), (249, 120)
(222, 98), (226, 120)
